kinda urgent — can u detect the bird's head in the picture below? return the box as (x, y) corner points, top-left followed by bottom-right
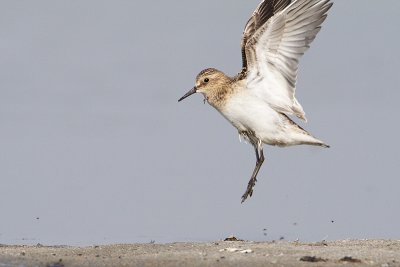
(178, 68), (231, 103)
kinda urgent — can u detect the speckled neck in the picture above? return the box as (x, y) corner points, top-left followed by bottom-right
(206, 77), (241, 108)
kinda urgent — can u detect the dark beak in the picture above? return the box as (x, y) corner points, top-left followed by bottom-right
(178, 87), (197, 102)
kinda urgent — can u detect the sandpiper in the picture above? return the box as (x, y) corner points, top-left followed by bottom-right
(179, 0), (332, 203)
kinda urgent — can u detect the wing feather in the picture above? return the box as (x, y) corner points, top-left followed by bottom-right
(241, 0), (292, 70)
(243, 0), (332, 121)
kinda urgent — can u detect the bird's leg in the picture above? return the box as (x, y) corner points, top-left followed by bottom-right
(241, 140), (264, 203)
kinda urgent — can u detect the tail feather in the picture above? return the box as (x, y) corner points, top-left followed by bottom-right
(281, 113), (329, 148)
(320, 142), (330, 148)
(308, 139), (330, 148)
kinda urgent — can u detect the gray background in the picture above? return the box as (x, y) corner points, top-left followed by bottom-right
(1, 0), (399, 246)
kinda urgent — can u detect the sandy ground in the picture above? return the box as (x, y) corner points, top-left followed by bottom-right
(0, 240), (399, 267)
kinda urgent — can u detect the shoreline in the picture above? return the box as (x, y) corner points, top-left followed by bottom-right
(1, 240), (399, 267)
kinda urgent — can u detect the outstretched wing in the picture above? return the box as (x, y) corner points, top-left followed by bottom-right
(241, 0), (292, 70)
(243, 0), (332, 121)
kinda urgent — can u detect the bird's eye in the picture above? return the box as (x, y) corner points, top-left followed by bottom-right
(204, 78), (209, 83)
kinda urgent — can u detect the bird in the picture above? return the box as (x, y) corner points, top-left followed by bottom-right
(178, 0), (332, 203)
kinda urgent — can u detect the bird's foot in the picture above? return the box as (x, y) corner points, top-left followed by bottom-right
(241, 177), (257, 203)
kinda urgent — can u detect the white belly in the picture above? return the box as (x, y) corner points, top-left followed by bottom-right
(218, 91), (285, 145)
